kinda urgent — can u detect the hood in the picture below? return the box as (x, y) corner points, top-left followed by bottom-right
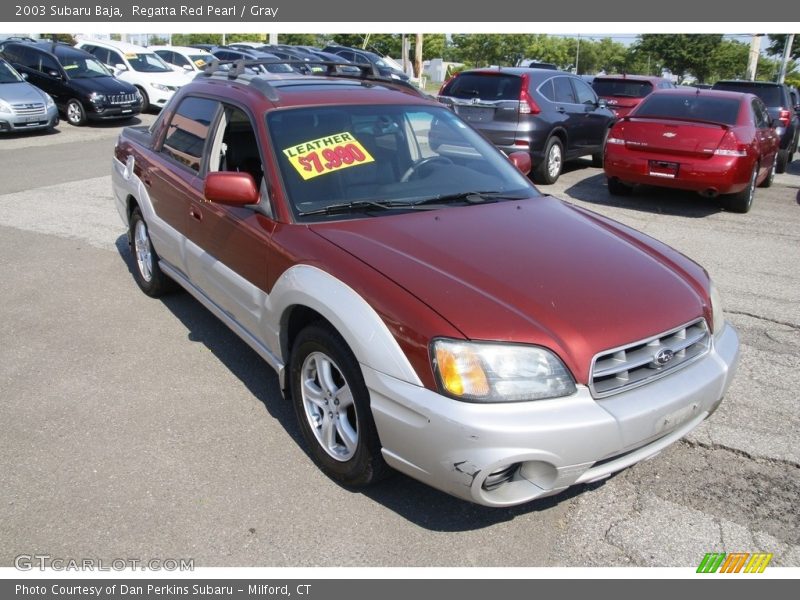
(67, 75), (138, 96)
(141, 69), (193, 86)
(311, 197), (708, 383)
(0, 81), (47, 104)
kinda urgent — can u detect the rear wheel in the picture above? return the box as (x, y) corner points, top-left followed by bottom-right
(290, 323), (390, 487)
(591, 129), (609, 168)
(533, 137), (564, 184)
(607, 177), (632, 196)
(724, 164), (757, 213)
(776, 149), (789, 174)
(130, 208), (175, 296)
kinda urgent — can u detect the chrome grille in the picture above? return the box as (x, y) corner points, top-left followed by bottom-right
(109, 93), (137, 105)
(12, 102), (45, 116)
(589, 318), (710, 398)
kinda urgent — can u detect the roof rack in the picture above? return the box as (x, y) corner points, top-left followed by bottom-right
(199, 58), (422, 96)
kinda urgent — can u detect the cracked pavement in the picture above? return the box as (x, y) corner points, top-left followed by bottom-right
(0, 116), (798, 567)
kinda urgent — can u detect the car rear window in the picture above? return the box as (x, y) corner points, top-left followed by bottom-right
(634, 94), (741, 125)
(441, 73), (522, 100)
(712, 82), (784, 106)
(592, 78), (654, 98)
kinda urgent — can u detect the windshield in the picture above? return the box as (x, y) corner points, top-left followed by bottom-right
(712, 82), (783, 106)
(0, 59), (23, 83)
(126, 52), (171, 73)
(634, 94), (741, 125)
(592, 79), (653, 98)
(60, 55), (111, 78)
(268, 104), (537, 220)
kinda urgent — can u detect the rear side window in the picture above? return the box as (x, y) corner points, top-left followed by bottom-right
(161, 96), (220, 172)
(592, 79), (654, 98)
(712, 82), (784, 107)
(635, 94), (741, 126)
(553, 77), (577, 103)
(442, 73), (522, 100)
(572, 78), (597, 104)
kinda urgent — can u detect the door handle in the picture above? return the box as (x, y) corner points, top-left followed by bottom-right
(189, 207), (203, 222)
(556, 106), (566, 113)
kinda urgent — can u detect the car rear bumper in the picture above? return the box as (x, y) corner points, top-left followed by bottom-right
(605, 147), (754, 195)
(364, 321), (738, 507)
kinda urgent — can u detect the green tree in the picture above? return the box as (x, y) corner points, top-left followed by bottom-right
(39, 33), (77, 45)
(279, 34), (326, 47)
(635, 34), (723, 82)
(766, 34), (799, 61)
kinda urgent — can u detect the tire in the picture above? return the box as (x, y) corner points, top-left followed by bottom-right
(65, 99), (86, 126)
(607, 176), (632, 196)
(136, 86), (150, 113)
(129, 208), (175, 297)
(724, 164), (757, 214)
(533, 137), (564, 185)
(290, 323), (390, 488)
(758, 153), (777, 188)
(776, 149), (788, 174)
(591, 129), (609, 168)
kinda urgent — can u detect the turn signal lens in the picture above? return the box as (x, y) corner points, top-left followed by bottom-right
(435, 344), (490, 397)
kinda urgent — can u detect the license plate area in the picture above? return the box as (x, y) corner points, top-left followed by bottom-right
(456, 106), (495, 123)
(649, 160), (679, 178)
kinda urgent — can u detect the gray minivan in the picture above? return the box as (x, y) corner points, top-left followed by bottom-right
(438, 68), (614, 184)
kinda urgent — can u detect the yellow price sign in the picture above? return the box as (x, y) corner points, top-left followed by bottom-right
(283, 131), (374, 180)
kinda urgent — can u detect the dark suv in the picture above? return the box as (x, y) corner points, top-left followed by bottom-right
(0, 41), (141, 126)
(712, 80), (799, 172)
(438, 68), (614, 183)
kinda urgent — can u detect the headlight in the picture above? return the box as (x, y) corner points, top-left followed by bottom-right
(0, 98), (12, 113)
(709, 281), (726, 337)
(151, 83), (171, 92)
(89, 92), (106, 104)
(432, 339), (576, 402)
(43, 93), (55, 109)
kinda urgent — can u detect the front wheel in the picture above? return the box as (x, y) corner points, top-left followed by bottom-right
(776, 149), (789, 174)
(136, 87), (150, 113)
(724, 164), (757, 213)
(65, 99), (86, 126)
(533, 137), (564, 185)
(290, 323), (390, 487)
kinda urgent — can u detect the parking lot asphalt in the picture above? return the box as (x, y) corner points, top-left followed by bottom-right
(0, 118), (798, 568)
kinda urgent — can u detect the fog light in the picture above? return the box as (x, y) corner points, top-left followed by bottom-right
(482, 463), (519, 491)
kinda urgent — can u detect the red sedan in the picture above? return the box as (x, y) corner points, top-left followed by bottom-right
(604, 88), (780, 213)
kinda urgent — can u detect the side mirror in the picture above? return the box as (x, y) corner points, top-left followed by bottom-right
(507, 151), (532, 176)
(597, 98), (608, 108)
(769, 117), (778, 128)
(114, 63), (128, 72)
(21, 72), (28, 80)
(204, 172), (259, 207)
(47, 70), (62, 79)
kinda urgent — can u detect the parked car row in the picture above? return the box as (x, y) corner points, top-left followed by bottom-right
(0, 38), (411, 132)
(437, 66), (799, 213)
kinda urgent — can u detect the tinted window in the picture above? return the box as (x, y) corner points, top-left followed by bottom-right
(572, 78), (597, 104)
(751, 99), (767, 128)
(442, 73), (522, 100)
(172, 53), (189, 67)
(712, 82), (784, 106)
(592, 78), (654, 98)
(553, 77), (577, 103)
(635, 94), (741, 125)
(0, 59), (23, 83)
(108, 49), (125, 66)
(38, 53), (60, 75)
(161, 96), (220, 172)
(6, 45), (38, 69)
(538, 78), (555, 101)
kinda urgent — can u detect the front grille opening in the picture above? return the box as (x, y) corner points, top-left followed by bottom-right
(482, 464), (519, 491)
(590, 319), (710, 398)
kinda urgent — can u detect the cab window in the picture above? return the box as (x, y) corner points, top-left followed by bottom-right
(161, 96), (220, 173)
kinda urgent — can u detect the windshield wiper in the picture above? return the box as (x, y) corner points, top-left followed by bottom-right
(412, 190), (529, 206)
(297, 200), (432, 217)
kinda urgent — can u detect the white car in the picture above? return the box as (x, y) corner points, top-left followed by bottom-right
(74, 39), (192, 111)
(149, 46), (215, 74)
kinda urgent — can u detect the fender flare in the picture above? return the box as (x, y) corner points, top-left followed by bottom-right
(269, 264), (422, 387)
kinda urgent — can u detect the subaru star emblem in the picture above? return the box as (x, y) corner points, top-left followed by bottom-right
(663, 132), (677, 138)
(654, 348), (675, 366)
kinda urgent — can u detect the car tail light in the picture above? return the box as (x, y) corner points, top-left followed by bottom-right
(518, 74), (541, 115)
(606, 124), (625, 145)
(714, 131), (748, 157)
(778, 108), (791, 127)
